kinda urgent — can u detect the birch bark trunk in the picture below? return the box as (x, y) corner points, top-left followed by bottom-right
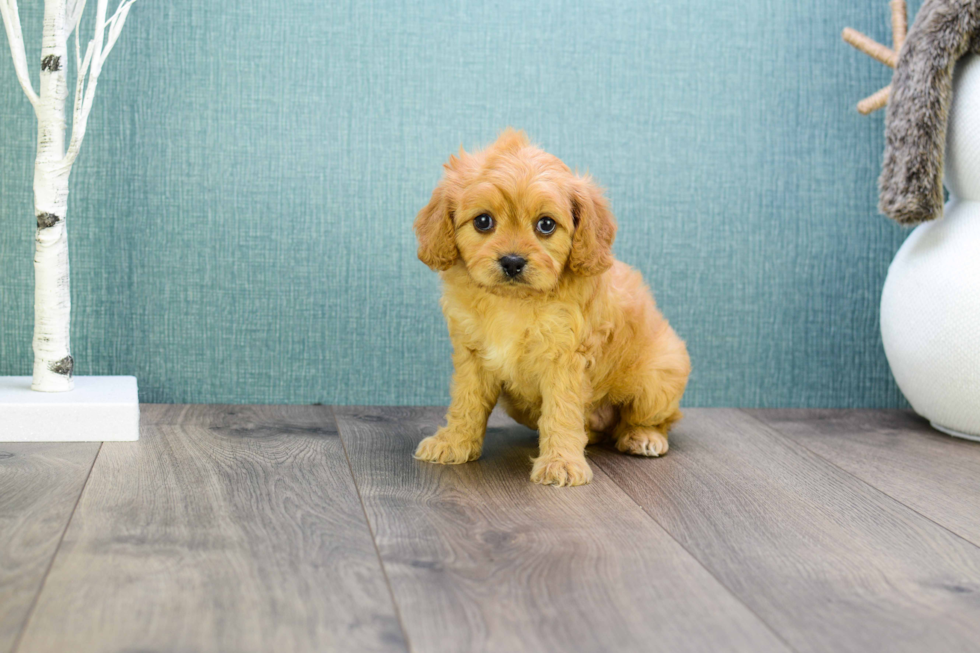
(31, 0), (73, 392)
(4, 0), (135, 391)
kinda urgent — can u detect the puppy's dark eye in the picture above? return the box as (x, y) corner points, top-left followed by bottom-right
(536, 216), (556, 235)
(473, 214), (494, 232)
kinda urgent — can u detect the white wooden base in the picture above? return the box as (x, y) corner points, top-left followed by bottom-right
(0, 376), (139, 442)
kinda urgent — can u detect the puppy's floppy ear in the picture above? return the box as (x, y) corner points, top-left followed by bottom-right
(568, 175), (617, 276)
(414, 179), (458, 271)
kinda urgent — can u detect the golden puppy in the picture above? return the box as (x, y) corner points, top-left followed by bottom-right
(413, 129), (690, 487)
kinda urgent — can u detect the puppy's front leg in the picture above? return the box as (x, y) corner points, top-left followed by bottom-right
(415, 348), (498, 465)
(530, 357), (593, 487)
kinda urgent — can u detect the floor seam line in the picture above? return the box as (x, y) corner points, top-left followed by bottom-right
(10, 441), (102, 653)
(739, 408), (980, 552)
(591, 446), (801, 653)
(331, 406), (414, 653)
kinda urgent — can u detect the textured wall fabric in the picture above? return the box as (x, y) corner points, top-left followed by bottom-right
(0, 0), (912, 406)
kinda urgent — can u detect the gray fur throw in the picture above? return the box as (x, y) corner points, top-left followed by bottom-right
(880, 0), (980, 225)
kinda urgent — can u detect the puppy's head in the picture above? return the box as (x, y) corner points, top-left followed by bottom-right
(414, 129), (616, 292)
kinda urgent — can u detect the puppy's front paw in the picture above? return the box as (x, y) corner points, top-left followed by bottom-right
(530, 455), (593, 487)
(615, 427), (669, 457)
(414, 429), (482, 464)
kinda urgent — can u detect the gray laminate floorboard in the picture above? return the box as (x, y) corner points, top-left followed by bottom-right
(748, 409), (980, 547)
(0, 443), (99, 653)
(591, 408), (980, 653)
(14, 405), (406, 653)
(334, 406), (790, 653)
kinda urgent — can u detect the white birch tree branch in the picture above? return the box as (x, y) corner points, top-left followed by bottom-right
(70, 35), (95, 149)
(64, 0), (135, 166)
(0, 0), (39, 108)
(102, 0), (133, 60)
(67, 0), (86, 37)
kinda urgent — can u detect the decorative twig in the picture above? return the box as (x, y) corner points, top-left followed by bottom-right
(0, 0), (39, 107)
(858, 85), (891, 115)
(843, 0), (907, 115)
(843, 28), (898, 67)
(891, 0), (907, 50)
(65, 0), (137, 165)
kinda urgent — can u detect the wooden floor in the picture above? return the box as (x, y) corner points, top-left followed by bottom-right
(2, 407), (980, 653)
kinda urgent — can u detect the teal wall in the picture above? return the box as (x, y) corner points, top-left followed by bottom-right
(0, 1), (914, 406)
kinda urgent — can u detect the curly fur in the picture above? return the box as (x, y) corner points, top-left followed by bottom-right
(881, 0), (980, 225)
(413, 130), (691, 487)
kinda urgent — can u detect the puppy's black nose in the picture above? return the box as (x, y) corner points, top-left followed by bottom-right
(499, 254), (527, 278)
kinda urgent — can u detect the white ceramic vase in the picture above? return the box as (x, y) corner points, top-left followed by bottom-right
(880, 54), (980, 441)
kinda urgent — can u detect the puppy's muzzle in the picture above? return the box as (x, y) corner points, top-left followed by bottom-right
(499, 254), (527, 279)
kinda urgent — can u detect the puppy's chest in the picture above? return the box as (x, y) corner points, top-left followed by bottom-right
(476, 323), (538, 381)
(455, 303), (581, 390)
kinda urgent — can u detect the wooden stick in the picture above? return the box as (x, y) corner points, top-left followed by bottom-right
(858, 85), (891, 115)
(891, 0), (907, 51)
(843, 27), (897, 68)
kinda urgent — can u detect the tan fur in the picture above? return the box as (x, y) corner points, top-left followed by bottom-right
(413, 129), (691, 487)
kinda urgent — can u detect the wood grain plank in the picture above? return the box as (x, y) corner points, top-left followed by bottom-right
(334, 406), (789, 653)
(0, 443), (99, 653)
(748, 409), (980, 547)
(16, 405), (406, 653)
(592, 408), (980, 653)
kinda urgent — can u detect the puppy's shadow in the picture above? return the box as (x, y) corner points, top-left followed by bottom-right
(424, 411), (541, 487)
(484, 425), (539, 457)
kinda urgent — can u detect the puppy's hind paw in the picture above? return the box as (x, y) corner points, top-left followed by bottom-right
(414, 432), (482, 465)
(530, 455), (593, 487)
(615, 427), (669, 457)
